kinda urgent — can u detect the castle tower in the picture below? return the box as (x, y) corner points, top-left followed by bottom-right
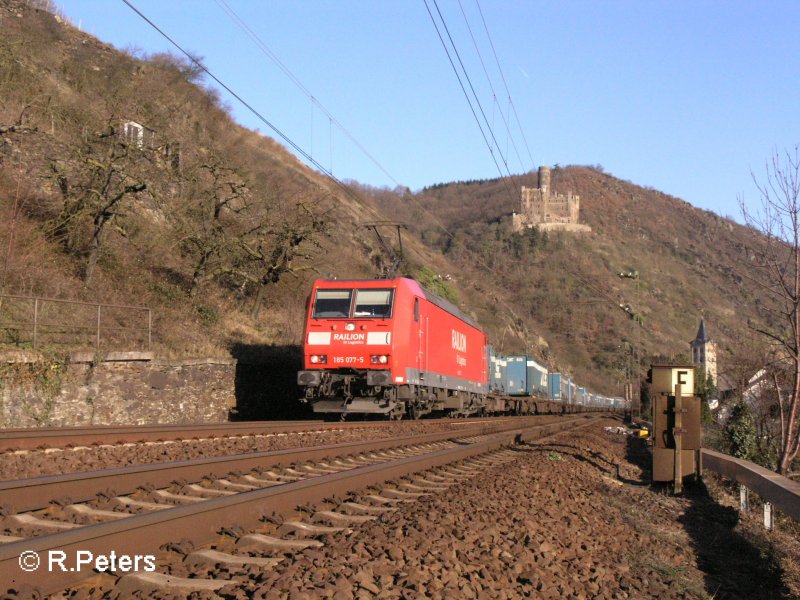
(690, 318), (717, 386)
(538, 165), (551, 197)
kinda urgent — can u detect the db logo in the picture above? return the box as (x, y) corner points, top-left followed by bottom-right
(18, 550), (40, 572)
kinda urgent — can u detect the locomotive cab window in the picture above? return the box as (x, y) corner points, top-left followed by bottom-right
(354, 289), (394, 318)
(312, 289), (353, 318)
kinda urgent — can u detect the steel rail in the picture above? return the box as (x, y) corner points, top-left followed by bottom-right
(0, 416), (589, 512)
(0, 421), (323, 451)
(0, 416), (599, 594)
(0, 416), (539, 451)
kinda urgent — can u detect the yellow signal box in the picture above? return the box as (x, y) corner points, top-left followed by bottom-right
(649, 365), (701, 492)
(650, 365), (694, 396)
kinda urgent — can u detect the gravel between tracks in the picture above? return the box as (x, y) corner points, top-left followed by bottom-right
(215, 419), (793, 600)
(0, 418), (564, 480)
(58, 417), (797, 600)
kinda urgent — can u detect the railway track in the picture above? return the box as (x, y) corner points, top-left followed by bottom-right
(0, 415), (599, 595)
(0, 416), (545, 452)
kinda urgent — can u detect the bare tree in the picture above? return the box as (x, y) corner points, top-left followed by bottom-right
(740, 146), (800, 475)
(237, 202), (326, 319)
(178, 158), (250, 297)
(50, 123), (148, 285)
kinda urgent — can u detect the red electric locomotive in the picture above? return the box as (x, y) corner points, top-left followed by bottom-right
(297, 277), (488, 418)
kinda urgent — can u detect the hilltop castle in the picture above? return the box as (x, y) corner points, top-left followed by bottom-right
(512, 166), (591, 233)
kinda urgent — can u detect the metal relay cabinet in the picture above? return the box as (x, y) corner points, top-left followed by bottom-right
(649, 365), (702, 493)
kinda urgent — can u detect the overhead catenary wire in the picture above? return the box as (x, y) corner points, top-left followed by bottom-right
(213, 0), (401, 189)
(474, 0), (535, 169)
(430, 0), (514, 177)
(119, 0), (371, 208)
(456, 0), (527, 174)
(422, 0), (518, 206)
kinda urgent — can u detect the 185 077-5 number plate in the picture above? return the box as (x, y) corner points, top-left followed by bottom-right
(332, 356), (365, 365)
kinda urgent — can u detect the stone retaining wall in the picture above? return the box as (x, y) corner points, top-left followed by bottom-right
(0, 352), (237, 427)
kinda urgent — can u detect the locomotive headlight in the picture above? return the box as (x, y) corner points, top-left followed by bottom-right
(371, 355), (389, 364)
(345, 323), (356, 331)
(310, 355), (327, 364)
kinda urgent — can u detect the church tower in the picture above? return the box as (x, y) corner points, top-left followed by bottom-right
(690, 319), (717, 385)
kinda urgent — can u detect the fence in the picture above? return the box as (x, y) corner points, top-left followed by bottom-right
(0, 294), (151, 352)
(701, 448), (800, 529)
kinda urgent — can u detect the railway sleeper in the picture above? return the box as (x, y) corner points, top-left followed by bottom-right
(277, 520), (350, 536)
(216, 478), (259, 491)
(311, 510), (377, 526)
(114, 496), (169, 511)
(363, 493), (408, 505)
(240, 474), (285, 487)
(382, 488), (427, 499)
(8, 513), (80, 531)
(184, 483), (237, 497)
(65, 504), (130, 521)
(117, 572), (232, 595)
(340, 501), (396, 515)
(237, 533), (324, 552)
(153, 489), (205, 504)
(185, 549), (285, 569)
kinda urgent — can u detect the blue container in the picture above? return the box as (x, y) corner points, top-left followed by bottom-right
(525, 357), (548, 397)
(505, 355), (527, 395)
(548, 373), (562, 401)
(487, 348), (507, 394)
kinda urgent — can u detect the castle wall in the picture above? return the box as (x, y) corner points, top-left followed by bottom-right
(515, 166), (589, 233)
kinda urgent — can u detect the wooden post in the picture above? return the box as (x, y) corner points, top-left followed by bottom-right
(673, 382), (683, 494)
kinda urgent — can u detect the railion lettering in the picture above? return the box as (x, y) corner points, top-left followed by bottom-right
(333, 333), (366, 342)
(451, 330), (467, 352)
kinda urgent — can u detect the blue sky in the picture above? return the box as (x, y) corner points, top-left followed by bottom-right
(57, 0), (800, 220)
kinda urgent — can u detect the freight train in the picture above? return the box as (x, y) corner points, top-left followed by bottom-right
(297, 277), (624, 419)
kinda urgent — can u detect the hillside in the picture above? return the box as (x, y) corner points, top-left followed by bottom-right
(366, 167), (766, 393)
(0, 0), (458, 358)
(0, 0), (770, 399)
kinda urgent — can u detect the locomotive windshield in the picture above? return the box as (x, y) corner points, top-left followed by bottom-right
(312, 289), (352, 318)
(311, 288), (394, 318)
(353, 289), (393, 318)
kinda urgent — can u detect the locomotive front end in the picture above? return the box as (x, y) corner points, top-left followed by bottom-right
(298, 280), (403, 415)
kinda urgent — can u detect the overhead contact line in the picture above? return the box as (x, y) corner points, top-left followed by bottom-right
(474, 0), (536, 170)
(212, 0), (401, 188)
(456, 0), (527, 174)
(422, 0), (518, 207)
(120, 0), (372, 210)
